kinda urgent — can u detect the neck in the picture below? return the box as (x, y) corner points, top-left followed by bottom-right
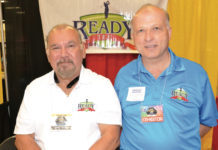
(142, 52), (171, 79)
(54, 73), (80, 95)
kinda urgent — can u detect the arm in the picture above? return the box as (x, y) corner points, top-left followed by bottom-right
(89, 124), (121, 150)
(15, 134), (41, 150)
(200, 124), (212, 137)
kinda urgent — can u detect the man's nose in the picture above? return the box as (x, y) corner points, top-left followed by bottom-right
(60, 47), (68, 56)
(144, 30), (153, 41)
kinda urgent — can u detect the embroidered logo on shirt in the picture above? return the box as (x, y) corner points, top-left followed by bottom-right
(78, 99), (95, 112)
(171, 88), (188, 102)
(55, 115), (67, 125)
(51, 114), (72, 130)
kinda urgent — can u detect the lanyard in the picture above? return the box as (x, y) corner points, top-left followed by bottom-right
(137, 59), (169, 105)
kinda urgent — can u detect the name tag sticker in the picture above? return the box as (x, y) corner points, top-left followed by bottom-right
(126, 87), (146, 101)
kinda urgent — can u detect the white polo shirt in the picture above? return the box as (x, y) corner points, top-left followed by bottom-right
(14, 66), (122, 150)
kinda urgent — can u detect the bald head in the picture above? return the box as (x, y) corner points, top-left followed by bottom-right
(46, 24), (82, 47)
(132, 4), (170, 30)
(46, 24), (83, 55)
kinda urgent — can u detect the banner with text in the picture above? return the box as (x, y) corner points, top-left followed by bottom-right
(38, 0), (168, 52)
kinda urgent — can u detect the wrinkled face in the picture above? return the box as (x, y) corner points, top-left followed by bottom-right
(47, 28), (85, 79)
(132, 7), (171, 61)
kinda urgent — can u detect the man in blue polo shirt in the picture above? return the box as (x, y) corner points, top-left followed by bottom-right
(114, 4), (218, 150)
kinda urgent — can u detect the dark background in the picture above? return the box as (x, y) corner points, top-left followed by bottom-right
(0, 0), (51, 142)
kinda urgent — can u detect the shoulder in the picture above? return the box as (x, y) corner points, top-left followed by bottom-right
(117, 59), (138, 76)
(179, 57), (207, 75)
(114, 58), (138, 88)
(26, 71), (53, 90)
(81, 68), (118, 98)
(82, 68), (112, 85)
(175, 56), (210, 86)
(21, 71), (53, 106)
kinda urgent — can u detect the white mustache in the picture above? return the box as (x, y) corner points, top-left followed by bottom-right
(57, 58), (74, 65)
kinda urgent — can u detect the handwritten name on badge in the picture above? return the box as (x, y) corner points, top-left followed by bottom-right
(126, 87), (146, 101)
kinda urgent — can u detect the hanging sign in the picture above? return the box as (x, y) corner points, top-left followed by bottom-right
(38, 0), (168, 53)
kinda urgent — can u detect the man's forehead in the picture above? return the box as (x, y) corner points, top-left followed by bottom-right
(48, 29), (78, 40)
(132, 9), (167, 26)
(49, 40), (75, 46)
(133, 5), (167, 20)
(50, 28), (76, 36)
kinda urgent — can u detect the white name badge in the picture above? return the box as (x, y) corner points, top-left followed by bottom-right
(126, 87), (146, 101)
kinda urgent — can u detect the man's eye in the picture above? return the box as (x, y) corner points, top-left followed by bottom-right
(51, 47), (60, 50)
(137, 29), (144, 33)
(68, 44), (75, 48)
(153, 27), (160, 31)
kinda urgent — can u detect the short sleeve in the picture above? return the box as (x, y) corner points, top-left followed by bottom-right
(14, 85), (36, 134)
(96, 79), (122, 126)
(200, 77), (218, 127)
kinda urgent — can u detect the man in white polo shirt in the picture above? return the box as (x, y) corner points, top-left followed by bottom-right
(14, 24), (122, 150)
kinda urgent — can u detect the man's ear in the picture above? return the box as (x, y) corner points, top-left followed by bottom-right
(131, 31), (136, 46)
(168, 26), (172, 40)
(81, 42), (86, 59)
(46, 48), (49, 56)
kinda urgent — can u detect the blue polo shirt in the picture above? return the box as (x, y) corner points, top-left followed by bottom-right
(114, 48), (218, 150)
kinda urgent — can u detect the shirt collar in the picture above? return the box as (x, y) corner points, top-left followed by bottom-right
(168, 48), (186, 74)
(48, 65), (86, 87)
(77, 65), (89, 85)
(48, 70), (56, 86)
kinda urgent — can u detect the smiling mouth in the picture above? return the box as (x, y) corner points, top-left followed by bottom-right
(144, 45), (157, 48)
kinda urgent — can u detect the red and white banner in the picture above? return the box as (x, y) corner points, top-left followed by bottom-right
(38, 0), (168, 52)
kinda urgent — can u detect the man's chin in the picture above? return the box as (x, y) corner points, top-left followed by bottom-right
(57, 70), (75, 79)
